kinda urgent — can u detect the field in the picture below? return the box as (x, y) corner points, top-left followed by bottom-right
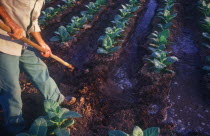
(0, 0), (210, 136)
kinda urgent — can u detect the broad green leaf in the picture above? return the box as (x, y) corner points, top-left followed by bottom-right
(102, 35), (113, 47)
(29, 117), (48, 136)
(50, 36), (61, 42)
(151, 51), (161, 59)
(153, 59), (166, 69)
(44, 99), (59, 113)
(163, 56), (178, 65)
(97, 48), (109, 54)
(108, 130), (129, 136)
(54, 128), (70, 136)
(61, 119), (75, 127)
(109, 46), (121, 53)
(57, 108), (69, 118)
(143, 127), (160, 136)
(132, 126), (143, 136)
(61, 111), (82, 119)
(47, 111), (58, 119)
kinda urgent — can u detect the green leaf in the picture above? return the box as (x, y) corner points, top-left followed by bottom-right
(132, 126), (143, 136)
(153, 59), (166, 69)
(108, 130), (129, 136)
(44, 99), (59, 113)
(143, 127), (160, 136)
(50, 36), (61, 42)
(97, 48), (109, 54)
(54, 128), (70, 136)
(102, 35), (113, 47)
(109, 46), (121, 53)
(151, 51), (161, 59)
(57, 108), (69, 118)
(61, 119), (75, 128)
(61, 111), (82, 119)
(29, 117), (48, 136)
(47, 111), (58, 119)
(163, 56), (178, 65)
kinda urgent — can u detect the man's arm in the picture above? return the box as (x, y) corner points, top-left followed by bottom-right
(0, 5), (23, 39)
(30, 32), (52, 58)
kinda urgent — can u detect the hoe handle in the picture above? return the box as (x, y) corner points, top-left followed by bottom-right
(0, 22), (74, 70)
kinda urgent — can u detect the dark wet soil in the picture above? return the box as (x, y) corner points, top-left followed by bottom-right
(165, 0), (210, 135)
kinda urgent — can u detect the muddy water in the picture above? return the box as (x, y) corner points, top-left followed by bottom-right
(103, 0), (157, 100)
(166, 28), (210, 135)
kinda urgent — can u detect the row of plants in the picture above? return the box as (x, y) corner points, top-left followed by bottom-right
(108, 126), (160, 136)
(97, 0), (142, 54)
(146, 0), (178, 73)
(16, 102), (159, 136)
(198, 0), (210, 74)
(39, 0), (80, 25)
(16, 100), (82, 136)
(50, 0), (107, 42)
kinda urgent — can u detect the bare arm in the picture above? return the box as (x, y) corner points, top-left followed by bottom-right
(0, 5), (23, 39)
(31, 32), (52, 58)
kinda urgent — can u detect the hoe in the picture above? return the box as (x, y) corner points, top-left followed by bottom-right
(0, 22), (74, 71)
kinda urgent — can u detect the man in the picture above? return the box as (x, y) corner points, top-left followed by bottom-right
(0, 0), (76, 135)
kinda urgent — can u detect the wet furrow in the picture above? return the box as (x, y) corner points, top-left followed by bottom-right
(101, 0), (157, 102)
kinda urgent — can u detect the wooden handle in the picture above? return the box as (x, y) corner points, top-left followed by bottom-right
(0, 22), (74, 70)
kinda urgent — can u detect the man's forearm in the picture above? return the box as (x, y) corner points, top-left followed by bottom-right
(0, 5), (13, 23)
(30, 32), (46, 45)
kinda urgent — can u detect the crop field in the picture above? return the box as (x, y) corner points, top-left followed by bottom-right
(0, 0), (210, 136)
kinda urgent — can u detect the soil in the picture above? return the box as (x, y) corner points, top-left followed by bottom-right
(0, 0), (210, 136)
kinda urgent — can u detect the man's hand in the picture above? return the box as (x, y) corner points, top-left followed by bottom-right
(5, 21), (23, 40)
(40, 43), (52, 58)
(0, 5), (23, 40)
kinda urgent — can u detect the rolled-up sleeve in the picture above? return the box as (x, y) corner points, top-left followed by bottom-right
(28, 0), (44, 33)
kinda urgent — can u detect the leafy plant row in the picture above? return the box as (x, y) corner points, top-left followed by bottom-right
(146, 0), (178, 73)
(108, 126), (160, 136)
(50, 0), (107, 42)
(16, 100), (82, 136)
(198, 0), (210, 74)
(97, 0), (142, 54)
(39, 0), (80, 25)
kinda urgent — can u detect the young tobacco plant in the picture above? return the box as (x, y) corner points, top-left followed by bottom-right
(16, 100), (82, 136)
(97, 35), (121, 54)
(108, 126), (160, 136)
(149, 29), (170, 48)
(50, 26), (73, 42)
(43, 100), (82, 136)
(147, 47), (178, 73)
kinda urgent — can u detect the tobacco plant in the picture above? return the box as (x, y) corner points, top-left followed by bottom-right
(108, 126), (160, 136)
(16, 100), (82, 136)
(147, 48), (178, 73)
(50, 26), (74, 42)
